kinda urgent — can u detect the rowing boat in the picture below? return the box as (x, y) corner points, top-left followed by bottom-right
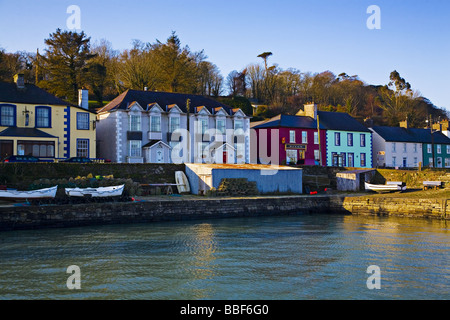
(365, 182), (406, 192)
(65, 185), (125, 198)
(0, 186), (58, 200)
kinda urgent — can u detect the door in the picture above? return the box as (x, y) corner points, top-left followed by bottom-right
(0, 140), (13, 160)
(156, 149), (164, 163)
(223, 151), (227, 164)
(348, 153), (354, 167)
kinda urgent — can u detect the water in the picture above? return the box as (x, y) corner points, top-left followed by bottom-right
(0, 214), (448, 300)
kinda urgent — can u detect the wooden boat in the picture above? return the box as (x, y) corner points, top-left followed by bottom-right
(65, 184), (125, 198)
(0, 186), (58, 201)
(175, 171), (190, 194)
(365, 182), (406, 192)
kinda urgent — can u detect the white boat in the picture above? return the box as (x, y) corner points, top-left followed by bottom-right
(65, 184), (125, 198)
(365, 182), (406, 192)
(175, 171), (190, 194)
(0, 186), (58, 200)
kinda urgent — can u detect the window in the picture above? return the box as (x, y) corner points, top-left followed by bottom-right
(234, 119), (244, 131)
(198, 118), (208, 135)
(360, 153), (366, 167)
(76, 112), (90, 130)
(216, 119), (226, 134)
(414, 144), (417, 153)
(314, 132), (319, 144)
(392, 143), (396, 153)
(340, 152), (347, 167)
(76, 139), (89, 158)
(150, 115), (161, 132)
(314, 149), (320, 161)
(445, 158), (450, 168)
(302, 131), (307, 144)
(392, 156), (396, 167)
(437, 144), (441, 154)
(348, 153), (354, 167)
(129, 140), (142, 157)
(35, 106), (51, 128)
(0, 105), (16, 127)
(403, 143), (407, 153)
(17, 140), (55, 158)
(170, 117), (180, 133)
(360, 134), (366, 147)
(347, 133), (353, 146)
(414, 157), (418, 167)
(427, 144), (432, 153)
(402, 157), (407, 167)
(335, 132), (340, 146)
(129, 114), (141, 131)
(429, 158), (433, 167)
(332, 152), (338, 166)
(289, 130), (296, 143)
(286, 150), (297, 164)
(447, 145), (450, 154)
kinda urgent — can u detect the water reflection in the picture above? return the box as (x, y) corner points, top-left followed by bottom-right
(0, 214), (448, 300)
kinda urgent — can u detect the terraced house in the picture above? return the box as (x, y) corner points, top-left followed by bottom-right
(0, 74), (96, 160)
(370, 120), (450, 168)
(96, 89), (251, 164)
(296, 104), (372, 168)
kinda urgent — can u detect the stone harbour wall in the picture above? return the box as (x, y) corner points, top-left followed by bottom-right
(1, 194), (449, 232)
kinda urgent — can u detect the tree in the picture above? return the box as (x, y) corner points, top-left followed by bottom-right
(40, 29), (95, 104)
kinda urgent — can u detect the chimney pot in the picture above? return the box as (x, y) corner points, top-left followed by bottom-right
(14, 73), (25, 89)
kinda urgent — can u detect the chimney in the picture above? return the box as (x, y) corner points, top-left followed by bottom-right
(399, 118), (409, 129)
(78, 88), (89, 110)
(14, 73), (25, 89)
(364, 117), (374, 128)
(303, 103), (317, 120)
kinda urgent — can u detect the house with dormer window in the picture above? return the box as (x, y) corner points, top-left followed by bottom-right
(0, 74), (97, 160)
(96, 89), (251, 164)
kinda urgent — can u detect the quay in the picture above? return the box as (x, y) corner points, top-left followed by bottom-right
(0, 191), (449, 232)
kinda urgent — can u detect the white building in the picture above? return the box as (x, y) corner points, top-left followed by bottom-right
(96, 90), (251, 164)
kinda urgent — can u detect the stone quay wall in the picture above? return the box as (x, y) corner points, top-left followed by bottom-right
(1, 194), (449, 232)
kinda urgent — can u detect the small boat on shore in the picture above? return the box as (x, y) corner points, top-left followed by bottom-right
(365, 182), (406, 192)
(65, 184), (125, 198)
(0, 186), (58, 201)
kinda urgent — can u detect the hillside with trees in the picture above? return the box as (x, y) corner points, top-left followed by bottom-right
(0, 29), (447, 127)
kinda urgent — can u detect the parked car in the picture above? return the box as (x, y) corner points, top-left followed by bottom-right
(2, 155), (40, 163)
(63, 157), (93, 163)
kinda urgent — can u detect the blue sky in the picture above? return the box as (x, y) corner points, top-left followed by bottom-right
(0, 0), (449, 111)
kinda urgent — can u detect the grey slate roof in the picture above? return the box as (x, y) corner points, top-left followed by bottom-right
(98, 89), (239, 116)
(371, 126), (450, 144)
(252, 114), (325, 129)
(317, 111), (371, 132)
(0, 127), (57, 138)
(0, 81), (70, 106)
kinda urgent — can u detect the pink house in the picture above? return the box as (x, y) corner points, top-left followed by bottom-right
(251, 106), (326, 166)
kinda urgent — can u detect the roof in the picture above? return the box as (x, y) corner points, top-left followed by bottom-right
(371, 126), (450, 144)
(0, 81), (70, 106)
(98, 89), (244, 116)
(317, 111), (371, 132)
(142, 140), (171, 149)
(0, 127), (58, 138)
(252, 114), (324, 130)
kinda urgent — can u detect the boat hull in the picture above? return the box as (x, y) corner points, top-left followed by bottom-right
(365, 182), (406, 192)
(0, 186), (58, 200)
(65, 185), (125, 198)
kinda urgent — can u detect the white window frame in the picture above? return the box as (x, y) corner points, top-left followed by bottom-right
(150, 114), (161, 132)
(129, 140), (142, 157)
(289, 130), (296, 143)
(302, 131), (307, 144)
(129, 113), (141, 131)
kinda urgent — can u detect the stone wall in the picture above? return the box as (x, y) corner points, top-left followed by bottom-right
(343, 196), (450, 219)
(0, 195), (348, 231)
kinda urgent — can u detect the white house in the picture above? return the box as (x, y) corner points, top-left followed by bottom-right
(96, 90), (251, 164)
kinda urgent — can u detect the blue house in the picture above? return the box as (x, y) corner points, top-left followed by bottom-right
(297, 105), (372, 168)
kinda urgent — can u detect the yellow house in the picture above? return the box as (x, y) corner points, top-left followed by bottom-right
(0, 74), (96, 160)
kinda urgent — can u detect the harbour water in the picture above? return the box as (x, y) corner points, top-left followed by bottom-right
(0, 213), (448, 300)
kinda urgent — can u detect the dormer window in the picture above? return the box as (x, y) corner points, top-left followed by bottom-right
(216, 118), (226, 135)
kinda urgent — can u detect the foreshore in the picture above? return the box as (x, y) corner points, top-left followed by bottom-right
(0, 189), (449, 231)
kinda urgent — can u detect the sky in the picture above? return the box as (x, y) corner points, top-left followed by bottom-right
(0, 0), (449, 110)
